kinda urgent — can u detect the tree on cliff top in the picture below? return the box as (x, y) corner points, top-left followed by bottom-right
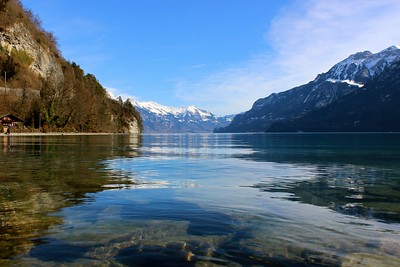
(0, 0), (142, 133)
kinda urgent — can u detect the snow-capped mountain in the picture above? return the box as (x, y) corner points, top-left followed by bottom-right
(318, 45), (400, 85)
(131, 100), (234, 133)
(268, 59), (400, 132)
(215, 45), (400, 133)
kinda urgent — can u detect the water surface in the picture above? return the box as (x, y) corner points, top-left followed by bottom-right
(1, 133), (400, 266)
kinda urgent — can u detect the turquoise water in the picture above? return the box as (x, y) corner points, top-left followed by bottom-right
(1, 133), (400, 266)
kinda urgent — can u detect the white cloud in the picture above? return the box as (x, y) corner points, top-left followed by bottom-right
(105, 87), (139, 102)
(174, 54), (282, 115)
(268, 0), (400, 84)
(174, 0), (400, 115)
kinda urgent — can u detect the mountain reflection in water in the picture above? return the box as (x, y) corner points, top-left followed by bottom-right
(238, 133), (400, 223)
(0, 133), (399, 266)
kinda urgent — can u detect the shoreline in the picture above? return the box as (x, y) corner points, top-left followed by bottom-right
(3, 132), (137, 136)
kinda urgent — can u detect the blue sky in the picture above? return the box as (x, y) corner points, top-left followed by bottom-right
(21, 0), (400, 115)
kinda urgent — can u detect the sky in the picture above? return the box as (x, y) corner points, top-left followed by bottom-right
(20, 0), (400, 116)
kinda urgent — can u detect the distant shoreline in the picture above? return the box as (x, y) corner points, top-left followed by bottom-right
(3, 132), (135, 136)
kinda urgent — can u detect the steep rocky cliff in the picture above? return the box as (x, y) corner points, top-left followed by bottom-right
(0, 22), (63, 80)
(0, 0), (142, 133)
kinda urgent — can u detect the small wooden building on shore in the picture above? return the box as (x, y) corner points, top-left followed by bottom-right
(0, 114), (23, 133)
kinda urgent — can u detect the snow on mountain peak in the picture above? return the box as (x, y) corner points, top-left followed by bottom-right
(326, 45), (400, 82)
(131, 100), (214, 119)
(132, 100), (182, 116)
(184, 105), (213, 120)
(186, 105), (198, 112)
(386, 45), (400, 51)
(327, 78), (364, 88)
(130, 99), (235, 133)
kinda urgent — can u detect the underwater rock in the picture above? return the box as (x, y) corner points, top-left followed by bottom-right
(341, 253), (400, 267)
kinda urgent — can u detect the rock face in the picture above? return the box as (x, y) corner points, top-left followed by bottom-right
(215, 45), (400, 133)
(131, 100), (234, 133)
(0, 1), (143, 134)
(0, 22), (63, 80)
(126, 118), (141, 134)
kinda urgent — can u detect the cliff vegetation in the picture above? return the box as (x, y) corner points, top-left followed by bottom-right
(0, 0), (142, 133)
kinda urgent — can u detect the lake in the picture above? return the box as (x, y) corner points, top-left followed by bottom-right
(1, 133), (400, 266)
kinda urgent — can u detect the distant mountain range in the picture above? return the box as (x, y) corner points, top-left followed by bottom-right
(131, 100), (234, 133)
(215, 45), (400, 133)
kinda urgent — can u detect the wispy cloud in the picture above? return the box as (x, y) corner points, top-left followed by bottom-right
(268, 0), (400, 84)
(188, 64), (207, 69)
(174, 0), (400, 115)
(105, 87), (139, 101)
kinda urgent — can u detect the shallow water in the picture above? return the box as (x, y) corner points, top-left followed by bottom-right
(1, 133), (400, 266)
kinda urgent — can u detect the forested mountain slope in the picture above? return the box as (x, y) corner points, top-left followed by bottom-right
(0, 0), (142, 133)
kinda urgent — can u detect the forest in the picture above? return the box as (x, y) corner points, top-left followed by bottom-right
(0, 0), (142, 133)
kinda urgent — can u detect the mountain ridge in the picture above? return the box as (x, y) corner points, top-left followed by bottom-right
(215, 45), (400, 133)
(268, 59), (400, 132)
(131, 99), (234, 133)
